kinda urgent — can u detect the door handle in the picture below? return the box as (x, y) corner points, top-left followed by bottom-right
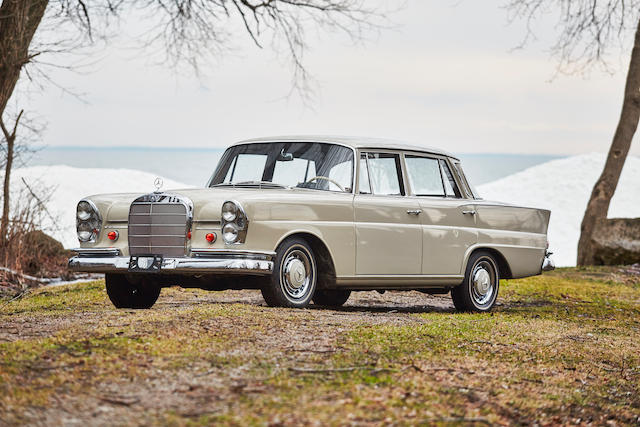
(407, 209), (422, 216)
(462, 209), (476, 215)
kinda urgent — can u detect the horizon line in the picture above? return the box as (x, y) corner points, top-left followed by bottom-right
(32, 145), (570, 157)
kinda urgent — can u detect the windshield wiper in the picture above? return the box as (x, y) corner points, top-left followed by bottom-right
(212, 181), (289, 189)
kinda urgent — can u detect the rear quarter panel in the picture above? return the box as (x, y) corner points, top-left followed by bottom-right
(472, 203), (550, 278)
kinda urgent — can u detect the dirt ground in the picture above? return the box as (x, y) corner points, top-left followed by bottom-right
(1, 268), (639, 426)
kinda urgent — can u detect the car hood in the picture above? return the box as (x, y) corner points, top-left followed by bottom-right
(85, 187), (351, 223)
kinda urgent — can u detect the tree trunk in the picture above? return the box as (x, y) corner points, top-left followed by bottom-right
(1, 133), (14, 242)
(0, 0), (48, 244)
(577, 17), (640, 266)
(0, 0), (48, 118)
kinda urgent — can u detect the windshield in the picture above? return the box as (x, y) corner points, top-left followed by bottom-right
(209, 142), (354, 193)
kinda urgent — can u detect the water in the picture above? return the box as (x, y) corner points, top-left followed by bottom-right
(28, 146), (563, 187)
(28, 147), (225, 187)
(458, 153), (564, 185)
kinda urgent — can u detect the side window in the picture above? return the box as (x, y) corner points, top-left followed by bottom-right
(439, 159), (461, 198)
(452, 161), (479, 199)
(358, 154), (371, 194)
(405, 155), (445, 196)
(363, 153), (404, 196)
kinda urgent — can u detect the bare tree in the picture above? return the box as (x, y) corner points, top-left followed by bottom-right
(505, 1), (640, 265)
(0, 0), (47, 121)
(0, 109), (23, 243)
(1, 0), (382, 119)
(0, 107), (42, 243)
(0, 0), (383, 244)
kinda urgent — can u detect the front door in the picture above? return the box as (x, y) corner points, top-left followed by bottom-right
(354, 152), (422, 275)
(403, 154), (478, 276)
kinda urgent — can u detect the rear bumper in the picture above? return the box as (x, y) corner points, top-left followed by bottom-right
(542, 251), (555, 272)
(68, 248), (274, 275)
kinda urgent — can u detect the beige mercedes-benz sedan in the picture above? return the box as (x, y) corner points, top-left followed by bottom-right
(69, 136), (555, 312)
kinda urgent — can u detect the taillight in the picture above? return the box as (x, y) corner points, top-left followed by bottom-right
(206, 232), (216, 243)
(187, 231), (192, 240)
(107, 231), (119, 241)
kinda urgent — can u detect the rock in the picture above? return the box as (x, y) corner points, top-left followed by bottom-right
(20, 231), (73, 276)
(592, 218), (640, 265)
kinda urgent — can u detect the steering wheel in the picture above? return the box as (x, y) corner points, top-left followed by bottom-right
(303, 176), (346, 192)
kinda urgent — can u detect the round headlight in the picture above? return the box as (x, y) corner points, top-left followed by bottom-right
(77, 201), (93, 221)
(222, 201), (238, 222)
(222, 223), (239, 244)
(77, 222), (94, 242)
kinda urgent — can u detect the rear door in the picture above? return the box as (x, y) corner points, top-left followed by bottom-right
(403, 154), (478, 276)
(354, 152), (423, 275)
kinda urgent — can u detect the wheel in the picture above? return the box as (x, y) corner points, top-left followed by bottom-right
(313, 289), (351, 307)
(261, 237), (317, 308)
(105, 274), (161, 309)
(451, 251), (499, 312)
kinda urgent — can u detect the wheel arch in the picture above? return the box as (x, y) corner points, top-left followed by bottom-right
(275, 231), (337, 289)
(463, 246), (513, 280)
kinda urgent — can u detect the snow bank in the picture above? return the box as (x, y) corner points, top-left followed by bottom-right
(9, 165), (190, 249)
(9, 155), (640, 266)
(478, 153), (640, 267)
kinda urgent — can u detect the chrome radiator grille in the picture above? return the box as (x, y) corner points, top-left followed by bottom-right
(128, 194), (190, 257)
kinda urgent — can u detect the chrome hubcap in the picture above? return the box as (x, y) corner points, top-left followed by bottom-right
(280, 248), (313, 300)
(470, 259), (496, 306)
(473, 268), (491, 296)
(285, 258), (306, 289)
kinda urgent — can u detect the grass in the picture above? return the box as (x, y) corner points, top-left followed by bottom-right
(1, 268), (639, 425)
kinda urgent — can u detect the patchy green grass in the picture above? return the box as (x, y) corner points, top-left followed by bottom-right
(1, 268), (639, 425)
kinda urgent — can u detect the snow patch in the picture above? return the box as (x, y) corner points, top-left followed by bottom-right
(478, 153), (640, 267)
(9, 165), (190, 249)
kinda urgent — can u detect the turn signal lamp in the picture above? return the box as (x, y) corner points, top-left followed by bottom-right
(206, 232), (217, 243)
(107, 231), (119, 241)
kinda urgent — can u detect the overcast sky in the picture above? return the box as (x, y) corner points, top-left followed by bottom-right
(26, 0), (639, 155)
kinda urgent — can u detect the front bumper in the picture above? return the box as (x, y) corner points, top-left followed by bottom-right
(68, 248), (274, 275)
(542, 251), (555, 272)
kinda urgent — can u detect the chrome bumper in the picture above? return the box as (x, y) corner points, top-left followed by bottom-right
(542, 251), (555, 272)
(68, 248), (274, 275)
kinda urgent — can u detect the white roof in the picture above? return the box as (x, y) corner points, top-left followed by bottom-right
(235, 135), (459, 160)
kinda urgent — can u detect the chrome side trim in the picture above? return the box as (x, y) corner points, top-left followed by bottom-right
(193, 220), (222, 227)
(68, 254), (273, 275)
(336, 274), (464, 288)
(542, 251), (556, 272)
(190, 248), (275, 260)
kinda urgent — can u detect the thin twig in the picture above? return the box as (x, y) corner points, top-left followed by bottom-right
(421, 417), (491, 426)
(0, 266), (51, 283)
(20, 177), (61, 232)
(0, 289), (30, 309)
(289, 366), (372, 374)
(96, 394), (140, 406)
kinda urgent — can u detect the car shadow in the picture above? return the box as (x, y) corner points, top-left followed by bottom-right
(306, 303), (455, 314)
(157, 289), (458, 314)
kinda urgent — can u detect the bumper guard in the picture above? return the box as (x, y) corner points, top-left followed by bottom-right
(542, 251), (556, 272)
